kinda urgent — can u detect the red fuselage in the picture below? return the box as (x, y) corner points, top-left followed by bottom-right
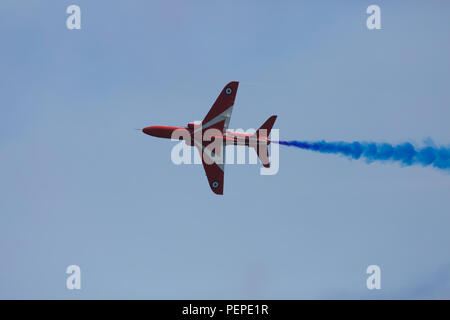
(142, 125), (271, 146)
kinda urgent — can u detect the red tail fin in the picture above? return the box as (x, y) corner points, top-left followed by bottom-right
(253, 115), (277, 168)
(256, 115), (277, 137)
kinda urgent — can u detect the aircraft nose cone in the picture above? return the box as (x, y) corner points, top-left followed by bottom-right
(142, 127), (155, 136)
(142, 126), (167, 138)
(142, 125), (180, 139)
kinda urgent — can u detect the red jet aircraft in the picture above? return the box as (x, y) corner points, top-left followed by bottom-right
(142, 81), (277, 195)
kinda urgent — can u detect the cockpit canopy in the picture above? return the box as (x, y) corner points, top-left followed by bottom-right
(187, 122), (201, 129)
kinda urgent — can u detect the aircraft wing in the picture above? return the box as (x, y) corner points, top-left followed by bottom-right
(193, 139), (225, 195)
(201, 81), (239, 134)
(193, 82), (239, 195)
(202, 159), (224, 195)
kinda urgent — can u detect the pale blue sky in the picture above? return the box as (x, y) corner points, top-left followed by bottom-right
(1, 0), (450, 299)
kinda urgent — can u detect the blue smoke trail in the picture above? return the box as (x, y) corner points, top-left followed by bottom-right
(276, 140), (450, 170)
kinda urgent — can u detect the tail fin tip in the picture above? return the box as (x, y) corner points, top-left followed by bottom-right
(257, 115), (277, 137)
